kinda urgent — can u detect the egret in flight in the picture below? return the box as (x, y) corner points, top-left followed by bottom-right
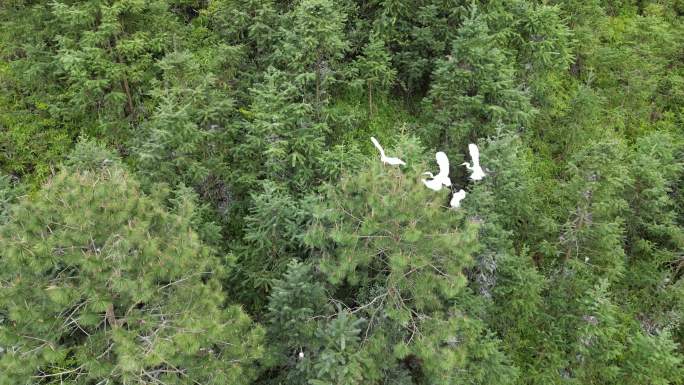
(370, 137), (406, 166)
(450, 189), (467, 208)
(462, 143), (486, 181)
(422, 151), (452, 191)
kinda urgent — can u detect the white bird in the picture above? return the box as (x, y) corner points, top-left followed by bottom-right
(422, 152), (452, 191)
(422, 172), (443, 191)
(462, 143), (486, 181)
(450, 189), (467, 208)
(370, 137), (406, 166)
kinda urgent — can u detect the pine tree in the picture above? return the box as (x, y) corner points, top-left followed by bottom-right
(304, 136), (518, 384)
(0, 141), (263, 385)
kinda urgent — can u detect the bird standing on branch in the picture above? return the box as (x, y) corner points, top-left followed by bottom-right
(371, 137), (406, 166)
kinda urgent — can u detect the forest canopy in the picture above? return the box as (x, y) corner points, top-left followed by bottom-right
(1, 0), (683, 384)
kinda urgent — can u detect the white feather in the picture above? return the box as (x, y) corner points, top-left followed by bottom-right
(450, 189), (467, 208)
(422, 177), (444, 191)
(463, 143), (486, 181)
(422, 151), (452, 191)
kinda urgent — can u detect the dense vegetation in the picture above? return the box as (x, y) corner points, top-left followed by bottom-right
(1, 0), (683, 384)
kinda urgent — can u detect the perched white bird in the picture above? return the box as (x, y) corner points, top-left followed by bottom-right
(462, 143), (486, 181)
(422, 152), (452, 191)
(450, 189), (467, 208)
(370, 137), (406, 166)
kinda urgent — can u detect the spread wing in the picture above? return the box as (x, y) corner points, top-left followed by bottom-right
(435, 151), (450, 176)
(468, 143), (480, 165)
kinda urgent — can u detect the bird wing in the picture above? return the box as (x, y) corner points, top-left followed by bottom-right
(422, 178), (442, 191)
(435, 152), (450, 177)
(468, 143), (480, 166)
(370, 137), (385, 157)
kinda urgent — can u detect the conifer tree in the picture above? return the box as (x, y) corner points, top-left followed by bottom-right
(279, 0), (349, 107)
(304, 137), (518, 384)
(202, 0), (278, 67)
(231, 68), (330, 196)
(0, 141), (263, 385)
(40, 0), (186, 137)
(557, 138), (630, 280)
(488, 0), (573, 110)
(349, 33), (397, 116)
(133, 49), (236, 192)
(260, 260), (378, 385)
(370, 0), (463, 95)
(619, 132), (684, 343)
(423, 7), (534, 147)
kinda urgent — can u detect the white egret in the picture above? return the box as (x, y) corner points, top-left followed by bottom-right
(370, 137), (406, 166)
(450, 189), (467, 208)
(462, 143), (486, 181)
(422, 151), (452, 191)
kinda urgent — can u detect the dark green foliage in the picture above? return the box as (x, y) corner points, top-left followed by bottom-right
(0, 173), (20, 224)
(348, 34), (397, 115)
(423, 7), (535, 147)
(279, 0), (349, 107)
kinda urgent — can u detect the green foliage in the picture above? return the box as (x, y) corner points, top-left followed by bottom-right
(304, 137), (518, 384)
(348, 34), (397, 115)
(0, 142), (263, 384)
(423, 7), (535, 147)
(133, 49), (237, 190)
(2, 0), (684, 383)
(279, 0), (349, 107)
(0, 173), (20, 225)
